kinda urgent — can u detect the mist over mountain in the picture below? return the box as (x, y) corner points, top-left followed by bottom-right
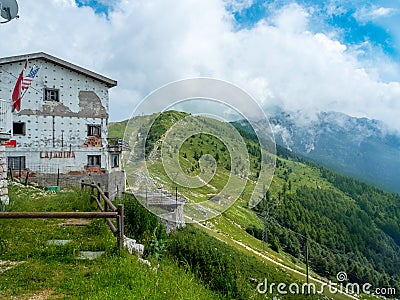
(263, 110), (400, 194)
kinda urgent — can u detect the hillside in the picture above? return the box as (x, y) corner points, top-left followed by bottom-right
(0, 183), (223, 299)
(266, 110), (400, 194)
(112, 111), (400, 298)
(1, 182), (327, 299)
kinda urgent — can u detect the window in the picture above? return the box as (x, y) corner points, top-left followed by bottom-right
(87, 125), (101, 137)
(111, 154), (119, 168)
(13, 122), (25, 135)
(8, 156), (26, 170)
(44, 88), (59, 102)
(87, 155), (101, 167)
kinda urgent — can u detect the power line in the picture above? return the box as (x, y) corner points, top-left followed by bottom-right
(0, 68), (43, 95)
(255, 212), (400, 285)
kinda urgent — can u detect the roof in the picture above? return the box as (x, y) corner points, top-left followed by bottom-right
(0, 52), (117, 88)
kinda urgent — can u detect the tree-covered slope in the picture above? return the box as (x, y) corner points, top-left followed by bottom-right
(111, 111), (400, 297)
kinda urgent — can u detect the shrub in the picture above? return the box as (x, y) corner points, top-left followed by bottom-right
(121, 193), (167, 258)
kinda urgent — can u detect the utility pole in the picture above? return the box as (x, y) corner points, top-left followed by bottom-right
(263, 213), (268, 251)
(305, 235), (310, 290)
(175, 186), (178, 224)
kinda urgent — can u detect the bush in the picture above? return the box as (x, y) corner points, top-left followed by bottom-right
(167, 226), (312, 299)
(121, 193), (167, 258)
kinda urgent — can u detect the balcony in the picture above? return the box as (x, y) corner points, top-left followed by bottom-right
(106, 138), (130, 152)
(0, 99), (12, 141)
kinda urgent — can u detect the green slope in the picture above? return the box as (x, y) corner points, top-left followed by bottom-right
(0, 183), (222, 299)
(111, 111), (400, 298)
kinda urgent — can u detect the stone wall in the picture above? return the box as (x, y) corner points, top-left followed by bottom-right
(24, 170), (125, 200)
(0, 145), (9, 207)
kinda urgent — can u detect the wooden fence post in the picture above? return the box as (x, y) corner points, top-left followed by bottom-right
(104, 191), (109, 212)
(24, 171), (29, 186)
(97, 183), (102, 208)
(117, 204), (124, 251)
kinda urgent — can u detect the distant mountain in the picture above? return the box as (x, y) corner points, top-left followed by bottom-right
(266, 110), (400, 194)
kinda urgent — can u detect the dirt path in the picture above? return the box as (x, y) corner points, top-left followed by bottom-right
(195, 221), (358, 300)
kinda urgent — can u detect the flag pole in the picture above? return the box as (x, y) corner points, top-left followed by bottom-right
(20, 64), (41, 101)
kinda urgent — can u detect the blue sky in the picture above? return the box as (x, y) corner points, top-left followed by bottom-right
(2, 0), (400, 129)
(232, 0), (400, 61)
(75, 0), (114, 16)
(76, 0), (400, 77)
(76, 0), (400, 59)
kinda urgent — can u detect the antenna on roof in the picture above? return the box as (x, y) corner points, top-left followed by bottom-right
(0, 0), (19, 24)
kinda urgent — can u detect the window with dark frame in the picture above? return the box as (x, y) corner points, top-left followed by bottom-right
(87, 155), (101, 167)
(13, 122), (26, 135)
(111, 154), (119, 168)
(87, 125), (101, 137)
(8, 156), (26, 170)
(44, 88), (60, 102)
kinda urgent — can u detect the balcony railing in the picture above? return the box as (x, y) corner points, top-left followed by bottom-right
(0, 99), (12, 140)
(107, 138), (130, 152)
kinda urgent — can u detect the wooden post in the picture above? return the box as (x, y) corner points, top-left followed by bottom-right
(9, 168), (13, 181)
(18, 157), (21, 178)
(117, 204), (124, 251)
(81, 180), (84, 190)
(56, 168), (60, 187)
(97, 183), (102, 209)
(104, 191), (108, 212)
(24, 171), (29, 186)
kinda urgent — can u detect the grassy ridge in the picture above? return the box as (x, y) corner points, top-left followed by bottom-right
(113, 111), (400, 298)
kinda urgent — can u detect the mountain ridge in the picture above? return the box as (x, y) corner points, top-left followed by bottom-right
(112, 110), (400, 297)
(264, 110), (400, 194)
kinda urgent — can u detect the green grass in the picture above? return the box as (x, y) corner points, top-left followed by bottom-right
(0, 183), (221, 299)
(108, 120), (129, 139)
(0, 253), (222, 299)
(110, 114), (389, 299)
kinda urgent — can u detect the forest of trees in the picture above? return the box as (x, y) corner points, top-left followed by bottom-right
(141, 112), (400, 295)
(249, 157), (400, 293)
(230, 120), (400, 293)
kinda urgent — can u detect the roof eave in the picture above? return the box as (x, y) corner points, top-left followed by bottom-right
(0, 52), (117, 88)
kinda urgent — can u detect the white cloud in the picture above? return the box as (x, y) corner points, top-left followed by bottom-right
(224, 0), (254, 12)
(354, 6), (397, 23)
(1, 0), (400, 131)
(271, 3), (310, 33)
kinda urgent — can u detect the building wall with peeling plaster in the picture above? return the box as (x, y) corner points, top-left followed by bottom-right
(0, 53), (125, 198)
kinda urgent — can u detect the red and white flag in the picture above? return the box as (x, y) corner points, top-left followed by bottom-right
(11, 59), (28, 112)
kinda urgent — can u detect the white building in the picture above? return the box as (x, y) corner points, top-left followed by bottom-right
(0, 52), (126, 198)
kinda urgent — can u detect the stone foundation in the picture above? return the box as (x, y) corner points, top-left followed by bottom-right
(20, 170), (125, 200)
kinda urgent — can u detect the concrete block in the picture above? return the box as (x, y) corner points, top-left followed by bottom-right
(124, 236), (144, 256)
(0, 195), (9, 206)
(76, 251), (105, 260)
